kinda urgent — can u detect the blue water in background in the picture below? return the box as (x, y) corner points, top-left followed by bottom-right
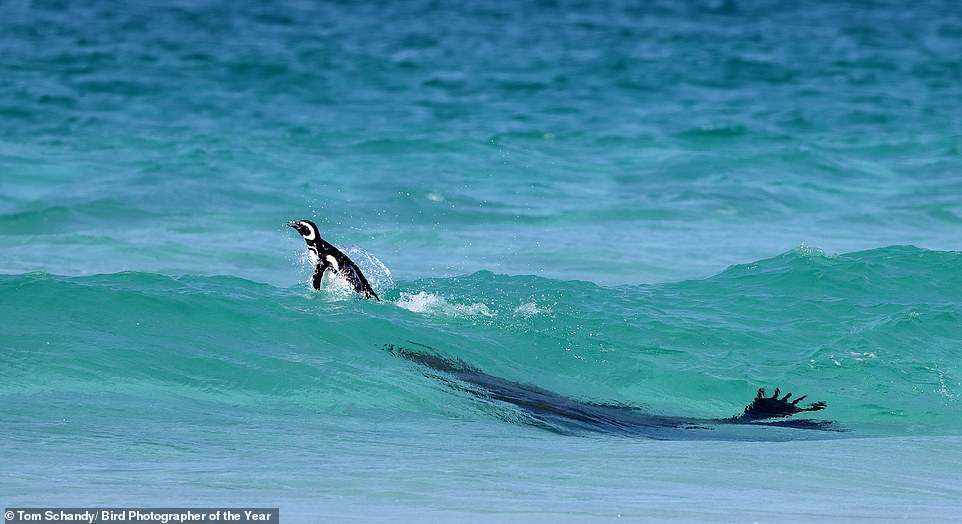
(2, 0), (962, 520)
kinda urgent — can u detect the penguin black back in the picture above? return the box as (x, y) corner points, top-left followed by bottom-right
(288, 219), (380, 300)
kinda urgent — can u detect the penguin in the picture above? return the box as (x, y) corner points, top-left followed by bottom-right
(287, 219), (380, 300)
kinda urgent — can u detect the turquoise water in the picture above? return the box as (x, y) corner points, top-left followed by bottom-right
(3, 0), (962, 520)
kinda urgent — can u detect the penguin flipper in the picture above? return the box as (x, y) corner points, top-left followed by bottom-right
(311, 261), (329, 291)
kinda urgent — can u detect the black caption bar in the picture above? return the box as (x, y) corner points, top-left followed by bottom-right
(4, 509), (278, 524)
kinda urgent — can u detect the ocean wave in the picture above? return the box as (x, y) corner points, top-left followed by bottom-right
(2, 245), (961, 435)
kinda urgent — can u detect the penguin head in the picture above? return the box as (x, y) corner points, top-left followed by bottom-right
(288, 219), (319, 242)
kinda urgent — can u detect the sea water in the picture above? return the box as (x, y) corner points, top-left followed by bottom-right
(2, 0), (961, 520)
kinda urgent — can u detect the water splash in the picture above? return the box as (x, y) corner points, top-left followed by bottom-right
(513, 301), (548, 318)
(395, 291), (494, 318)
(344, 245), (394, 294)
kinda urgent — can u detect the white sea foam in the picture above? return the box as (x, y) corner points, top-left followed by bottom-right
(395, 291), (494, 318)
(792, 244), (833, 258)
(513, 301), (548, 318)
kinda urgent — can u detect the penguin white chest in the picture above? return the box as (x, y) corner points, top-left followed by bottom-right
(326, 255), (340, 271)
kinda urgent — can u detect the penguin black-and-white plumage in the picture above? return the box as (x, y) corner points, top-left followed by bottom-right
(288, 219), (380, 300)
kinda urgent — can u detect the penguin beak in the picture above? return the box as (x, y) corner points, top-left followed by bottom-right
(286, 221), (298, 229)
